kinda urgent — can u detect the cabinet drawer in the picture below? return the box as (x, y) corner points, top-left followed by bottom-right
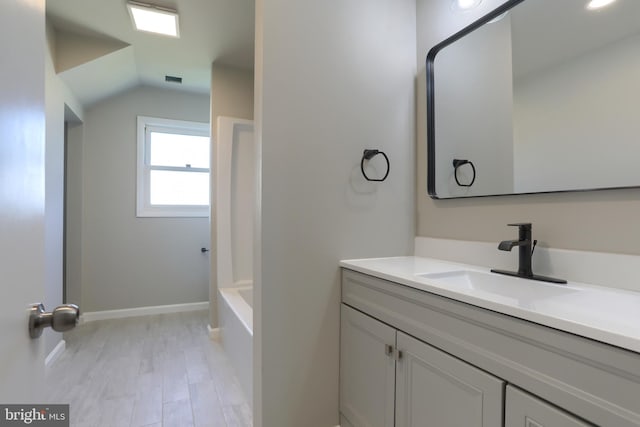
(506, 386), (595, 427)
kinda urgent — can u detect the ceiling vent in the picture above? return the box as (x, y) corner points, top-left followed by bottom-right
(165, 75), (182, 83)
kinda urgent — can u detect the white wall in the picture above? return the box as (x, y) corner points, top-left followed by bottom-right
(0, 0), (46, 401)
(209, 64), (254, 328)
(254, 0), (416, 425)
(44, 23), (84, 356)
(416, 0), (640, 257)
(513, 33), (640, 192)
(78, 86), (211, 312)
(434, 15), (514, 197)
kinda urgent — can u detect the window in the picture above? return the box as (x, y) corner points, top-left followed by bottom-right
(137, 116), (210, 217)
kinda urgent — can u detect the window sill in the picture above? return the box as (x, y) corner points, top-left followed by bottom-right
(136, 206), (209, 218)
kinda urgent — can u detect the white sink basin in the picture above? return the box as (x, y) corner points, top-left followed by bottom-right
(417, 270), (579, 301)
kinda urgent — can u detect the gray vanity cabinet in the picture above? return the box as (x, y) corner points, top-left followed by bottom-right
(505, 386), (594, 427)
(395, 331), (504, 427)
(340, 304), (395, 427)
(340, 268), (640, 427)
(340, 304), (504, 427)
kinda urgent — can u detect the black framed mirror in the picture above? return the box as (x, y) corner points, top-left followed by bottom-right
(427, 0), (640, 199)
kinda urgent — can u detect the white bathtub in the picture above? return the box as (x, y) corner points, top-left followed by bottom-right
(219, 285), (253, 407)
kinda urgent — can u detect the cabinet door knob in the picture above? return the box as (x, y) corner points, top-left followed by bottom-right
(396, 349), (404, 361)
(385, 344), (394, 356)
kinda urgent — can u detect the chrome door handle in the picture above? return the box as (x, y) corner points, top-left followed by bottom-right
(29, 303), (80, 339)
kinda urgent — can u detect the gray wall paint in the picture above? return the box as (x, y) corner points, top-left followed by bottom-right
(44, 23), (84, 356)
(254, 0), (416, 425)
(65, 123), (84, 309)
(209, 63), (254, 328)
(78, 86), (211, 312)
(211, 63), (254, 136)
(416, 0), (640, 255)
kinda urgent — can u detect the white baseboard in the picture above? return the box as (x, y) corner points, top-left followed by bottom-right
(208, 324), (220, 341)
(81, 301), (209, 323)
(45, 340), (66, 367)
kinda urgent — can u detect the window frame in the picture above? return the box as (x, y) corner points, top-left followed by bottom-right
(136, 116), (211, 217)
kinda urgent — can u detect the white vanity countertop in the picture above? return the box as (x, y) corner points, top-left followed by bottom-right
(340, 256), (640, 354)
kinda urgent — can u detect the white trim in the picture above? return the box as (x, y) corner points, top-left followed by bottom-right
(208, 324), (220, 341)
(81, 301), (209, 323)
(136, 115), (211, 218)
(45, 340), (66, 367)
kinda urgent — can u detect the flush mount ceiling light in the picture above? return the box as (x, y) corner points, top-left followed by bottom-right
(586, 0), (617, 10)
(127, 1), (180, 38)
(452, 0), (483, 11)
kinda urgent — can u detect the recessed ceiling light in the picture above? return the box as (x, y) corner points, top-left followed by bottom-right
(488, 11), (509, 23)
(586, 0), (617, 10)
(452, 0), (483, 11)
(127, 1), (180, 38)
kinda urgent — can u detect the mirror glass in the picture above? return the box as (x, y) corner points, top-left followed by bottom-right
(427, 0), (640, 198)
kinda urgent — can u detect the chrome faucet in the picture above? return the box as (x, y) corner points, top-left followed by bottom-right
(491, 223), (567, 284)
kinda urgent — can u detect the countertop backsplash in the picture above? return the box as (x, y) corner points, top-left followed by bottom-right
(415, 237), (640, 293)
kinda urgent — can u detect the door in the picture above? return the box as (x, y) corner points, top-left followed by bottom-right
(0, 0), (47, 402)
(395, 332), (504, 427)
(505, 386), (594, 427)
(340, 304), (396, 427)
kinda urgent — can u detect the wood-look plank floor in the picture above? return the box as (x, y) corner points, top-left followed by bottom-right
(45, 310), (252, 427)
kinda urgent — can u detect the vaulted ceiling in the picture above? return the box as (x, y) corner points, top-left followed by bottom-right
(47, 0), (255, 106)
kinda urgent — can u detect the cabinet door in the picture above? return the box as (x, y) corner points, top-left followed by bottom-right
(340, 304), (396, 427)
(505, 386), (594, 427)
(395, 332), (504, 427)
